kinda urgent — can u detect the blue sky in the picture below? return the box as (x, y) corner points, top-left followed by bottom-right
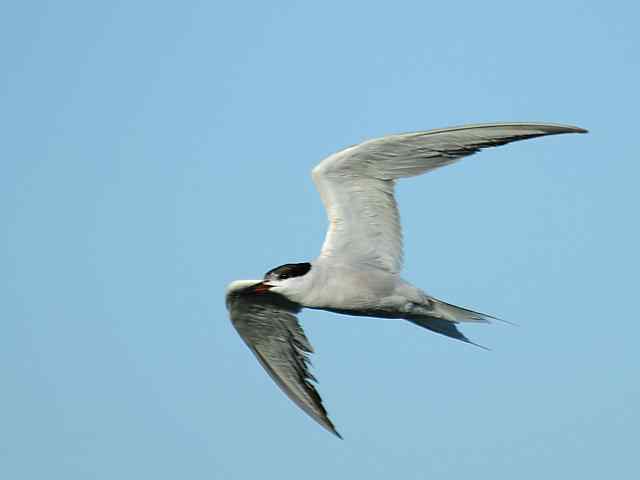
(2, 1), (639, 478)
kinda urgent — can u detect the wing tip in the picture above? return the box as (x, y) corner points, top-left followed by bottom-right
(491, 122), (589, 136)
(549, 124), (588, 134)
(420, 122), (589, 137)
(320, 416), (344, 440)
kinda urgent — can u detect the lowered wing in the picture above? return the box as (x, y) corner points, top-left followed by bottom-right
(226, 280), (341, 438)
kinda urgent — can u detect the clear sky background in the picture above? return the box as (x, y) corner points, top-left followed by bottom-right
(2, 1), (638, 478)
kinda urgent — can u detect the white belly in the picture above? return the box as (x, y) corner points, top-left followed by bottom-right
(306, 264), (400, 310)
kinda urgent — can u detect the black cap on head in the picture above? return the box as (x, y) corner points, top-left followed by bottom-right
(264, 262), (312, 281)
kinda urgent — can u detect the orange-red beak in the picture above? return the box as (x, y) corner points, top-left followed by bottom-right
(251, 282), (273, 294)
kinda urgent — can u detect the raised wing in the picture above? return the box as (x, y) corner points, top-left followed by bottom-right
(225, 280), (341, 438)
(312, 122), (587, 273)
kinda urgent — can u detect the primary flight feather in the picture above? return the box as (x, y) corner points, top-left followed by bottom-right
(226, 122), (587, 437)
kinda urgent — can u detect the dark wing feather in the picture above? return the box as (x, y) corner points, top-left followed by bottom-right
(226, 283), (341, 438)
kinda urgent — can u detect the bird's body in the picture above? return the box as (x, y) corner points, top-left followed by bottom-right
(279, 260), (454, 321)
(226, 122), (587, 437)
(279, 260), (399, 311)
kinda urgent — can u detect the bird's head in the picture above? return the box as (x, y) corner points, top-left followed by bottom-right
(254, 262), (313, 302)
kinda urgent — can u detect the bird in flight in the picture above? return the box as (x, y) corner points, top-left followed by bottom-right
(226, 122), (586, 438)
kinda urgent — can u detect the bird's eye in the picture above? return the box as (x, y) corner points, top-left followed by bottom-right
(279, 273), (289, 280)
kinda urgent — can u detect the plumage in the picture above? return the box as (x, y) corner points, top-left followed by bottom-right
(226, 122), (587, 437)
(226, 280), (340, 437)
(312, 123), (585, 273)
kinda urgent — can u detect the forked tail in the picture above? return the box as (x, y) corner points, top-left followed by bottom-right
(428, 297), (497, 324)
(406, 297), (500, 349)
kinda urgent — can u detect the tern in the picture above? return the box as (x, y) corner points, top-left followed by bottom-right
(226, 122), (586, 438)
